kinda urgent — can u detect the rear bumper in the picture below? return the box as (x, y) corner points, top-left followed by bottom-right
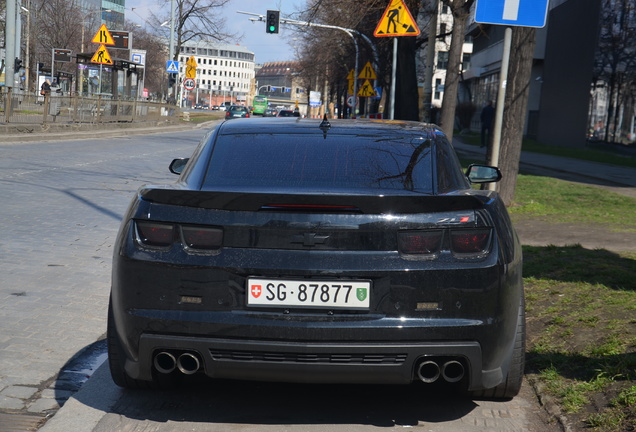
(126, 334), (504, 390)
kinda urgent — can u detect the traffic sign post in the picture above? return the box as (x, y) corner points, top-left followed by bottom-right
(166, 61), (179, 74)
(474, 0), (549, 28)
(474, 0), (549, 189)
(373, 0), (420, 120)
(183, 78), (196, 91)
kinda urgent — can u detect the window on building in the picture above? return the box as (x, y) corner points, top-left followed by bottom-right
(437, 51), (449, 70)
(462, 53), (471, 71)
(434, 78), (442, 100)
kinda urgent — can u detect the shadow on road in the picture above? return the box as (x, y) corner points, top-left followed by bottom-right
(70, 372), (478, 428)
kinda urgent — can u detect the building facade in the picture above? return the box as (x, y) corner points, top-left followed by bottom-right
(417, 2), (473, 121)
(178, 41), (255, 107)
(462, 0), (608, 147)
(255, 61), (308, 114)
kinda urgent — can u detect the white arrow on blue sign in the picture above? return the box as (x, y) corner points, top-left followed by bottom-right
(474, 0), (549, 28)
(166, 60), (179, 74)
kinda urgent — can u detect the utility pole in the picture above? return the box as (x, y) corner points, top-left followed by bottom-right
(5, 0), (17, 89)
(168, 0), (176, 102)
(422, 0), (438, 123)
(237, 11), (379, 119)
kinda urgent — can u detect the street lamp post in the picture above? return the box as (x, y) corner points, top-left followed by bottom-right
(21, 3), (31, 93)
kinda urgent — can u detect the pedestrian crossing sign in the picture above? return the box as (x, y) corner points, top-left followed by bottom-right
(91, 44), (113, 65)
(374, 0), (420, 37)
(166, 61), (179, 73)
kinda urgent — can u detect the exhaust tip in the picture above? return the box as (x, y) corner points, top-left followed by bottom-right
(417, 360), (441, 383)
(177, 352), (201, 375)
(442, 360), (465, 383)
(154, 351), (177, 374)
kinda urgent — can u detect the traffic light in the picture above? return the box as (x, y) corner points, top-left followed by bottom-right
(15, 58), (23, 70)
(168, 76), (176, 87)
(266, 10), (280, 34)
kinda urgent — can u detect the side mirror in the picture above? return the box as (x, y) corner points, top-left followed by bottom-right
(169, 158), (189, 175)
(465, 164), (502, 184)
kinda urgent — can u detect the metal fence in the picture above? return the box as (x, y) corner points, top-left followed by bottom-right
(1, 89), (178, 125)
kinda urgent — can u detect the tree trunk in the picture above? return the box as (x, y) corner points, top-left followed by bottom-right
(438, 5), (471, 141)
(497, 27), (537, 206)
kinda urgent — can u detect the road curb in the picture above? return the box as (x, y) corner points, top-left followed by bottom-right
(37, 363), (118, 432)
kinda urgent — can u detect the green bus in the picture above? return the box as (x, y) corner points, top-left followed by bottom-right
(252, 95), (268, 115)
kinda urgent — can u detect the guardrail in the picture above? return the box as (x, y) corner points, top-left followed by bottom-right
(0, 89), (178, 125)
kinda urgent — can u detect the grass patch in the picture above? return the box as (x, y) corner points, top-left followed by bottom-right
(510, 174), (636, 230)
(524, 243), (636, 431)
(184, 110), (225, 124)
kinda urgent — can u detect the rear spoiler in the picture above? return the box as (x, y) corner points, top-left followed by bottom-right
(138, 187), (491, 214)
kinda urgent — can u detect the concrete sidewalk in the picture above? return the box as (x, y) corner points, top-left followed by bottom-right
(452, 137), (636, 197)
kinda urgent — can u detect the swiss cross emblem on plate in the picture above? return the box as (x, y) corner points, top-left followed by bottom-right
(250, 284), (262, 298)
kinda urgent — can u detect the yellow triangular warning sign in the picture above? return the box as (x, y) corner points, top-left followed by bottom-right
(358, 62), (377, 80)
(346, 69), (355, 80)
(186, 56), (198, 67)
(358, 80), (378, 97)
(91, 24), (115, 45)
(91, 44), (113, 65)
(374, 0), (420, 37)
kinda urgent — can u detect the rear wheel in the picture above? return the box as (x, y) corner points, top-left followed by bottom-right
(471, 292), (526, 400)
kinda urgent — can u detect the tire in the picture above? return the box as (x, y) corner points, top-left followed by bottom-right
(471, 292), (526, 400)
(107, 298), (155, 389)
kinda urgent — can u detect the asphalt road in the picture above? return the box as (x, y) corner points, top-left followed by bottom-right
(4, 122), (632, 432)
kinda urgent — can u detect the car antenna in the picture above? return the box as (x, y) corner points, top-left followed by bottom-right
(319, 114), (331, 139)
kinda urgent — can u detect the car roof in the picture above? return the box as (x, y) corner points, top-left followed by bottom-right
(217, 118), (442, 138)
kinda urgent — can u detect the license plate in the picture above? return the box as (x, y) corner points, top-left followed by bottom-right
(247, 278), (371, 309)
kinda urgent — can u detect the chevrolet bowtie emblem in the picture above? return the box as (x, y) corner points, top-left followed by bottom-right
(291, 233), (329, 247)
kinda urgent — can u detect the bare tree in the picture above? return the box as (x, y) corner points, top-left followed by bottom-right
(147, 0), (236, 62)
(438, 0), (474, 141)
(295, 0), (425, 120)
(593, 0), (636, 143)
(122, 21), (169, 97)
(496, 27), (536, 206)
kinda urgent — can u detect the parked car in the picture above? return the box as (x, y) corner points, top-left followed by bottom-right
(108, 118), (524, 399)
(276, 109), (297, 117)
(225, 105), (250, 119)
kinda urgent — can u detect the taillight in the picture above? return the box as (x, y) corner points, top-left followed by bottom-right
(398, 231), (443, 255)
(450, 229), (491, 257)
(398, 228), (492, 259)
(181, 226), (223, 250)
(136, 221), (175, 248)
(245, 112), (250, 118)
(225, 111), (230, 118)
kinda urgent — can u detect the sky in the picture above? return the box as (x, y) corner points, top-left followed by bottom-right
(125, 0), (304, 64)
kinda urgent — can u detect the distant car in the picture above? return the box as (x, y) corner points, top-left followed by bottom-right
(225, 105), (250, 119)
(276, 109), (297, 117)
(108, 118), (524, 399)
(211, 105), (220, 111)
(263, 108), (278, 117)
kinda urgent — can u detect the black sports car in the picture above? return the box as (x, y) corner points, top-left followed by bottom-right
(108, 117), (524, 399)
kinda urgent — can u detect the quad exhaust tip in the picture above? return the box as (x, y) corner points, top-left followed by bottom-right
(177, 352), (201, 375)
(416, 358), (465, 383)
(154, 351), (201, 375)
(153, 351), (177, 374)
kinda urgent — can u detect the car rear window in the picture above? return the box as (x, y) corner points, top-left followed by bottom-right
(202, 133), (434, 193)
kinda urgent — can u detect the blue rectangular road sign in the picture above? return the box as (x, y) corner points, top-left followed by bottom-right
(166, 61), (179, 74)
(474, 0), (549, 28)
